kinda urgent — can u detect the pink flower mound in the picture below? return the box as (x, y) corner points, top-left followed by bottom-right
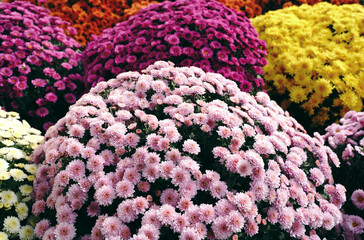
(0, 1), (84, 132)
(322, 111), (364, 239)
(82, 0), (267, 94)
(32, 61), (342, 239)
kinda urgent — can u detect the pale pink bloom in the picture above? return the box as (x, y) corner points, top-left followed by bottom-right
(211, 181), (228, 199)
(158, 204), (177, 225)
(245, 220), (259, 237)
(133, 197), (149, 214)
(163, 126), (181, 142)
(90, 226), (103, 240)
(227, 210), (245, 232)
(276, 188), (289, 208)
(95, 185), (115, 206)
(172, 214), (189, 233)
(279, 207), (295, 230)
(236, 159), (252, 177)
(290, 221), (306, 239)
(171, 167), (190, 186)
(86, 155), (105, 172)
(351, 189), (364, 210)
(198, 175), (212, 191)
(146, 133), (162, 151)
(115, 180), (135, 198)
(253, 139), (275, 155)
(183, 139), (201, 155)
(217, 126), (231, 138)
(120, 224), (131, 239)
(101, 216), (122, 237)
(269, 135), (288, 154)
(138, 224), (160, 240)
(185, 205), (201, 224)
(160, 161), (175, 179)
(178, 197), (193, 211)
(94, 177), (112, 189)
(137, 181), (150, 192)
(143, 164), (160, 182)
(135, 78), (151, 92)
(265, 170), (280, 189)
(321, 212), (335, 230)
(267, 207), (279, 224)
(66, 139), (84, 157)
(54, 222), (76, 240)
(233, 192), (252, 212)
(68, 124), (85, 138)
(82, 147), (96, 159)
(117, 199), (137, 223)
(142, 209), (162, 228)
(143, 152), (160, 166)
(87, 201), (100, 217)
(34, 219), (51, 239)
(199, 204), (215, 224)
(160, 188), (180, 207)
(66, 184), (88, 205)
(55, 170), (70, 187)
(250, 180), (269, 201)
(212, 146), (230, 159)
(245, 150), (264, 169)
(66, 160), (85, 180)
(123, 167), (141, 184)
(180, 227), (201, 240)
(165, 149), (182, 163)
(56, 204), (77, 223)
(215, 199), (237, 216)
(309, 168), (325, 186)
(212, 216), (233, 239)
(192, 113), (208, 125)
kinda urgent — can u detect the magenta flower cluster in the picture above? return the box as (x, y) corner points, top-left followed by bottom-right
(31, 61), (342, 239)
(0, 1), (85, 132)
(82, 0), (267, 94)
(322, 111), (364, 239)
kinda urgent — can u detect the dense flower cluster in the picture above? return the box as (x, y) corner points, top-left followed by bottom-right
(16, 0), (159, 46)
(32, 61), (343, 239)
(322, 111), (364, 239)
(0, 1), (85, 132)
(262, 0), (362, 12)
(82, 0), (267, 94)
(0, 109), (43, 240)
(252, 3), (364, 134)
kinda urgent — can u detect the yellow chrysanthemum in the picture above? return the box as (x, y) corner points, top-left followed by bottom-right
(23, 164), (37, 175)
(289, 86), (308, 103)
(314, 78), (333, 98)
(252, 2), (364, 132)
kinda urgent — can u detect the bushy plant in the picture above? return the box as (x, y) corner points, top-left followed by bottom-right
(82, 0), (267, 94)
(31, 61), (343, 239)
(252, 3), (364, 134)
(0, 1), (85, 132)
(0, 108), (43, 240)
(322, 111), (364, 239)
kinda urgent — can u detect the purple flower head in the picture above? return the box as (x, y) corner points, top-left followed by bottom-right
(0, 1), (84, 132)
(81, 0), (267, 93)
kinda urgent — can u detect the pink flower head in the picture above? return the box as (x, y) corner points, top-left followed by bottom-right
(351, 189), (364, 210)
(183, 139), (201, 155)
(54, 223), (76, 240)
(95, 185), (116, 206)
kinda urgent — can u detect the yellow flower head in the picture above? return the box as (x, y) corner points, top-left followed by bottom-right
(252, 3), (364, 132)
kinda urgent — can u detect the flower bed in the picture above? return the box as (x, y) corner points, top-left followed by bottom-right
(82, 0), (267, 94)
(0, 109), (43, 240)
(32, 61), (343, 239)
(0, 1), (85, 132)
(322, 111), (364, 238)
(252, 2), (364, 134)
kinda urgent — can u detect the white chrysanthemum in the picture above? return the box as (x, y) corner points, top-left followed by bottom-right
(6, 148), (25, 160)
(23, 135), (43, 144)
(0, 119), (10, 130)
(23, 164), (37, 175)
(3, 216), (20, 234)
(0, 159), (9, 171)
(19, 225), (34, 240)
(0, 172), (10, 180)
(0, 191), (18, 205)
(9, 169), (27, 181)
(15, 203), (28, 220)
(18, 185), (33, 197)
(0, 131), (12, 139)
(0, 231), (8, 240)
(1, 140), (14, 147)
